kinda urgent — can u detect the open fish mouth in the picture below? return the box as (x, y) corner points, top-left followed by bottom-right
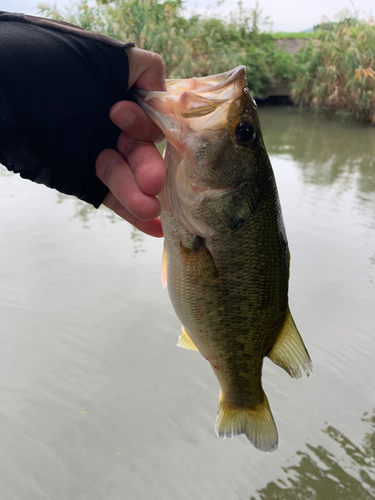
(133, 66), (247, 147)
(163, 65), (246, 93)
(134, 66), (256, 237)
(135, 65), (246, 100)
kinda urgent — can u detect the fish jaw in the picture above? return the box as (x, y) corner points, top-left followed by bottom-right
(160, 143), (233, 238)
(134, 66), (247, 150)
(135, 66), (261, 238)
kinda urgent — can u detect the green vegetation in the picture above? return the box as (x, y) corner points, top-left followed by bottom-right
(38, 1), (375, 124)
(291, 17), (375, 124)
(38, 0), (293, 99)
(272, 32), (315, 39)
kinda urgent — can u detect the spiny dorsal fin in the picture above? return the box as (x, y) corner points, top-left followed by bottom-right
(215, 391), (278, 452)
(161, 241), (167, 289)
(177, 326), (199, 351)
(267, 308), (312, 379)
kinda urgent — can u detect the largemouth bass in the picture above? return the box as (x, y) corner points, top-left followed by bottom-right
(136, 66), (312, 452)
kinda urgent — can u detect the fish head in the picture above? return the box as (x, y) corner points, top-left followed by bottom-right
(135, 66), (271, 237)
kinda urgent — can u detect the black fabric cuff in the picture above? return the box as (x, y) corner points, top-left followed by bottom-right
(0, 11), (135, 207)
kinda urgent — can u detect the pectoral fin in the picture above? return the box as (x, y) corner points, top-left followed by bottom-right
(267, 308), (312, 378)
(177, 326), (199, 351)
(179, 237), (218, 282)
(161, 241), (168, 289)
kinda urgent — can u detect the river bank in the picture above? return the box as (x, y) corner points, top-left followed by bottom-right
(39, 0), (375, 124)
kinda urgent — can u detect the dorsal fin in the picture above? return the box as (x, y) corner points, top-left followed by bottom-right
(267, 308), (312, 378)
(177, 326), (199, 351)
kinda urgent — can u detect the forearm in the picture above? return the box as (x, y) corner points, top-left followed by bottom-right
(0, 11), (133, 206)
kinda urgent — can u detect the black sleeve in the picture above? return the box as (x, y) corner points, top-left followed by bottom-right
(0, 11), (134, 207)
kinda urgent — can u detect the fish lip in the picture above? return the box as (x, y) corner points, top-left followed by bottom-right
(178, 65), (246, 94)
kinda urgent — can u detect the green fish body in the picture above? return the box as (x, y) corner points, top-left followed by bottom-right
(136, 66), (312, 452)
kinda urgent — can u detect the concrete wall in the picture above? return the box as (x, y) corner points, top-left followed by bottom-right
(275, 38), (306, 55)
(264, 38), (308, 98)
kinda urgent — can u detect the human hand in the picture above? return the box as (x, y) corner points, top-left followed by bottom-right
(96, 48), (167, 237)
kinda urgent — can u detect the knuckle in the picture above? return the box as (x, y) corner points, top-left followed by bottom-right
(101, 156), (122, 185)
(118, 134), (138, 158)
(112, 197), (128, 218)
(152, 52), (165, 71)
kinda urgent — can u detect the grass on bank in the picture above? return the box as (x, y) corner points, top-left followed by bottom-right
(38, 0), (294, 99)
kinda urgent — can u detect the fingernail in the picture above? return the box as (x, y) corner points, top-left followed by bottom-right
(110, 106), (136, 128)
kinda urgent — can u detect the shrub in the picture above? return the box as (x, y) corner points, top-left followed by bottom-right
(38, 0), (293, 99)
(291, 16), (375, 124)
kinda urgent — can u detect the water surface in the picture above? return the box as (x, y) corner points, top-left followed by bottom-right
(0, 107), (374, 499)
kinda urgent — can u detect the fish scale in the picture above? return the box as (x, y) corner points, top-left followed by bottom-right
(135, 66), (312, 452)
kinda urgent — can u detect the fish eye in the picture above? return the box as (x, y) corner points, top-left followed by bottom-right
(234, 121), (255, 144)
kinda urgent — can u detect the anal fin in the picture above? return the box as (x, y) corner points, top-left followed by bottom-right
(267, 308), (312, 378)
(177, 326), (199, 351)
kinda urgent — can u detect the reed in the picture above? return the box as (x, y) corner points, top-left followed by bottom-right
(291, 16), (375, 124)
(38, 1), (375, 123)
(38, 0), (293, 98)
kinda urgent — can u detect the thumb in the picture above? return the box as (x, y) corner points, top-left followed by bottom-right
(126, 47), (166, 92)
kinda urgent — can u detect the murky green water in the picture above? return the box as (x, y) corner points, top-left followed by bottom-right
(0, 107), (374, 499)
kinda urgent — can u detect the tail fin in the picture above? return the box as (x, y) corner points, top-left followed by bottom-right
(215, 391), (278, 452)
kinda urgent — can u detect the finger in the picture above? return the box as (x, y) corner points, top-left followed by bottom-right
(102, 192), (163, 238)
(96, 148), (161, 221)
(110, 101), (164, 143)
(126, 47), (166, 91)
(117, 132), (166, 197)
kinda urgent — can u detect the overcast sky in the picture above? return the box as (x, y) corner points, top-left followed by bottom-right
(2, 0), (374, 32)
